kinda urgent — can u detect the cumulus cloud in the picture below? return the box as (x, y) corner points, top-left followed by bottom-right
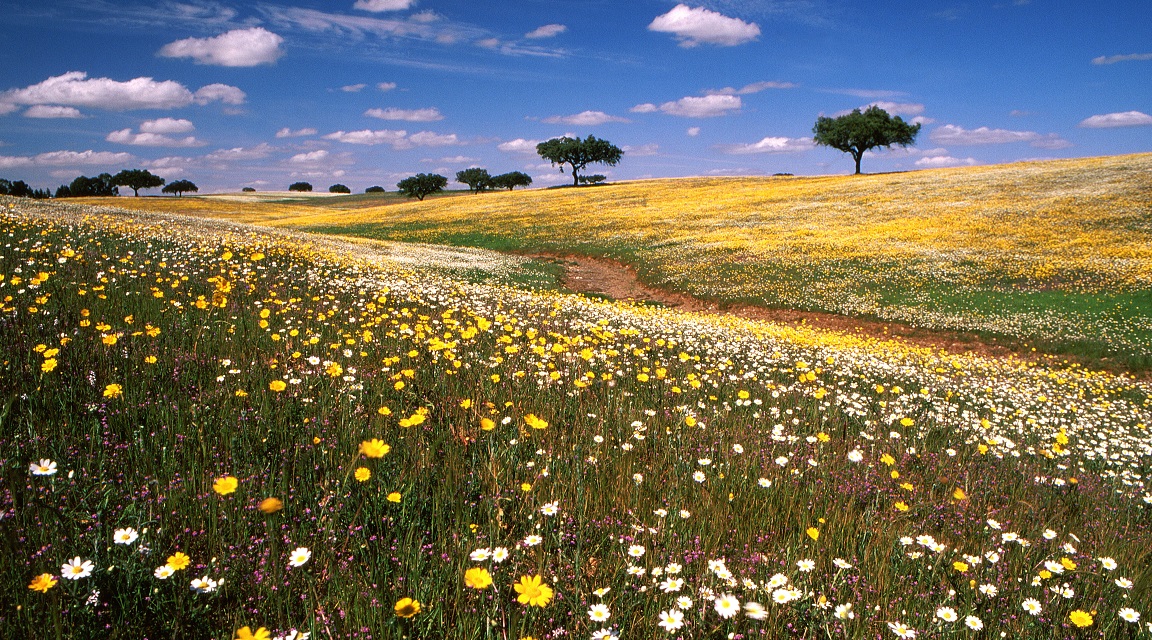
(541, 111), (629, 126)
(687, 127), (701, 136)
(930, 124), (1070, 148)
(193, 84), (247, 105)
(497, 138), (542, 153)
(341, 84), (367, 92)
(635, 94), (742, 118)
(204, 143), (275, 161)
(323, 129), (459, 149)
(915, 155), (979, 168)
(648, 4), (760, 47)
(159, 27), (285, 67)
(424, 155), (478, 163)
(526, 24), (566, 39)
(1, 71), (197, 111)
(377, 82), (398, 91)
(1091, 52), (1152, 65)
(353, 0), (416, 11)
(475, 37), (501, 49)
(705, 81), (796, 96)
(289, 149), (329, 163)
(107, 128), (205, 148)
(140, 118), (195, 134)
(1078, 111), (1152, 128)
(0, 149), (134, 169)
(23, 105), (83, 119)
(867, 101), (925, 116)
(275, 127), (318, 138)
(716, 136), (813, 154)
(622, 143), (659, 156)
(365, 107), (444, 122)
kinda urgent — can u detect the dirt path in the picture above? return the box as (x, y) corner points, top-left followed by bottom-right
(533, 253), (1036, 361)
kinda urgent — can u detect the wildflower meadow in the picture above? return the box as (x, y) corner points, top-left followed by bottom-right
(2, 157), (1152, 639)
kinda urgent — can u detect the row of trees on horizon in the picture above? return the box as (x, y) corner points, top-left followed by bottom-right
(1, 109), (922, 200)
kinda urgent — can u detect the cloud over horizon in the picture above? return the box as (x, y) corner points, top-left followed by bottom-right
(159, 28), (285, 67)
(648, 4), (760, 47)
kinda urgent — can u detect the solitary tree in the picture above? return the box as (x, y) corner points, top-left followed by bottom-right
(329, 183), (351, 194)
(536, 135), (623, 187)
(396, 173), (447, 201)
(812, 106), (920, 175)
(242, 187), (257, 192)
(365, 186), (386, 193)
(455, 168), (492, 194)
(490, 171), (533, 191)
(162, 179), (199, 196)
(112, 169), (165, 196)
(288, 182), (313, 192)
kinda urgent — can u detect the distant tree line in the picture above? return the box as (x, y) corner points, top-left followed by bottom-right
(0, 179), (52, 199)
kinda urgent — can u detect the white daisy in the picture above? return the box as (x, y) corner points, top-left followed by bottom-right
(714, 594), (740, 618)
(113, 527), (139, 545)
(61, 557), (94, 580)
(287, 547), (311, 568)
(587, 603), (611, 622)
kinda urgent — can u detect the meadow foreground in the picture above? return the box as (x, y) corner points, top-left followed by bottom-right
(2, 195), (1151, 639)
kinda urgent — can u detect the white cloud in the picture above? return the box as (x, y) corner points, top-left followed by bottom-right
(341, 84), (367, 92)
(1078, 111), (1152, 128)
(915, 155), (979, 168)
(407, 131), (458, 147)
(0, 149), (135, 169)
(526, 24), (566, 39)
(622, 143), (659, 156)
(325, 129), (408, 145)
(159, 28), (285, 67)
(642, 94), (742, 118)
(648, 4), (760, 47)
(290, 149), (329, 163)
(193, 84), (247, 105)
(140, 118), (195, 134)
(323, 129), (458, 149)
(23, 105), (83, 119)
(424, 155), (477, 163)
(716, 136), (813, 154)
(0, 103), (18, 115)
(706, 81), (796, 96)
(353, 0), (416, 11)
(365, 107), (444, 122)
(1, 71), (195, 111)
(1091, 53), (1152, 65)
(867, 101), (925, 116)
(276, 127), (318, 138)
(204, 143), (275, 161)
(687, 127), (701, 136)
(541, 111), (629, 126)
(377, 82), (398, 91)
(497, 138), (541, 153)
(475, 37), (501, 49)
(930, 124), (1070, 148)
(106, 128), (206, 148)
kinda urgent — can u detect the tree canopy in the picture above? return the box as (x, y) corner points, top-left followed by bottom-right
(490, 171), (533, 191)
(812, 106), (921, 175)
(536, 135), (623, 187)
(396, 173), (447, 201)
(112, 169), (165, 196)
(61, 173), (118, 197)
(329, 184), (351, 194)
(288, 182), (313, 192)
(365, 186), (386, 193)
(456, 168), (492, 194)
(162, 180), (198, 196)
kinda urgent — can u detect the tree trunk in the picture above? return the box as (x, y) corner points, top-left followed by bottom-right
(853, 150), (863, 175)
(572, 169), (580, 187)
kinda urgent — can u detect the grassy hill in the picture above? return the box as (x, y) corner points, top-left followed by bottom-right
(106, 153), (1152, 371)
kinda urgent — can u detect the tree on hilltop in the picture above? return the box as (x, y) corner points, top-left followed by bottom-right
(162, 180), (199, 196)
(536, 135), (623, 187)
(397, 173), (447, 201)
(288, 182), (313, 192)
(456, 168), (492, 194)
(490, 171), (533, 191)
(812, 106), (920, 175)
(112, 169), (165, 196)
(329, 184), (351, 193)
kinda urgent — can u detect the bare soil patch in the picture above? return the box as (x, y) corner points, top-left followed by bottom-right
(532, 253), (1047, 362)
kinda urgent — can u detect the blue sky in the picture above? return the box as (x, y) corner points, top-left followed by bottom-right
(1, 0), (1150, 192)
